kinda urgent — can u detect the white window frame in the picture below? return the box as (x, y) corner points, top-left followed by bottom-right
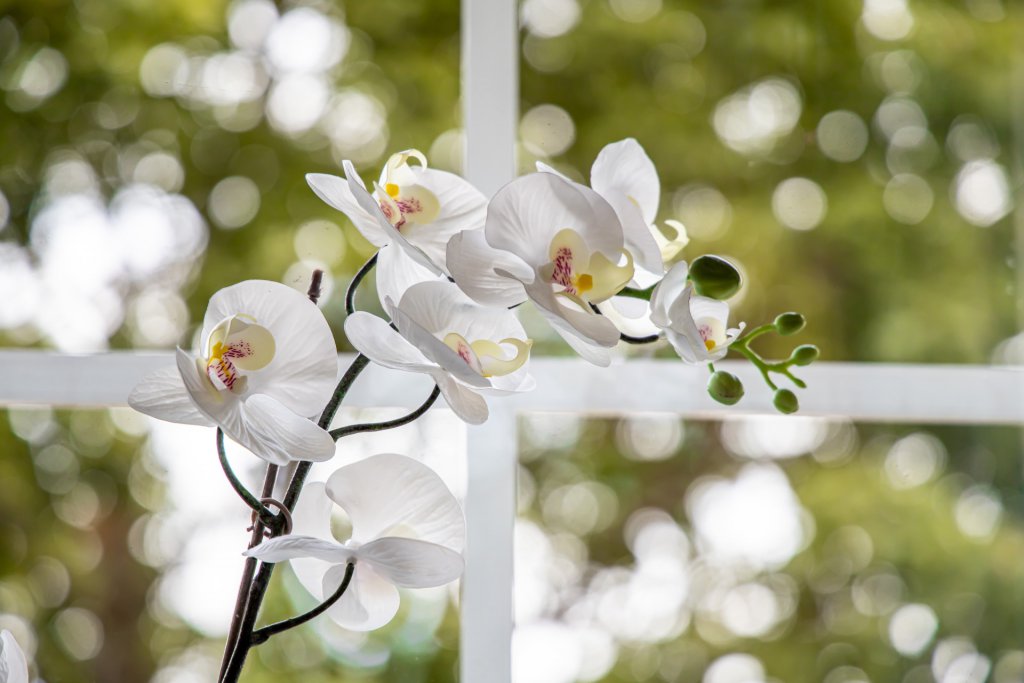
(2, 2), (1023, 681)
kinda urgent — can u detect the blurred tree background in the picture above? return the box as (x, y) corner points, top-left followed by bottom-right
(0, 0), (1022, 681)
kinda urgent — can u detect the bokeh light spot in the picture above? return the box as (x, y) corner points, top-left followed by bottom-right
(772, 177), (828, 231)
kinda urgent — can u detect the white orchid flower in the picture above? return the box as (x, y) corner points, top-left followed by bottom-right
(0, 630), (29, 683)
(345, 280), (534, 424)
(244, 453), (465, 632)
(306, 149), (486, 276)
(448, 172), (634, 366)
(540, 138), (690, 286)
(129, 280), (339, 465)
(649, 261), (745, 363)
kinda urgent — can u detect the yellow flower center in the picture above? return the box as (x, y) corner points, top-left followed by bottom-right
(202, 315), (276, 393)
(541, 228), (633, 307)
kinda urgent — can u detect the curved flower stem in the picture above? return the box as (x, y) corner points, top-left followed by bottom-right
(617, 284), (657, 301)
(733, 322), (776, 347)
(730, 340), (807, 390)
(345, 254), (378, 315)
(217, 429), (275, 526)
(250, 562), (356, 646)
(620, 332), (661, 344)
(218, 463), (278, 681)
(330, 384), (441, 441)
(221, 353), (374, 682)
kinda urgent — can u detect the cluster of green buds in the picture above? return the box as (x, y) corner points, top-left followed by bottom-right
(685, 257), (818, 414)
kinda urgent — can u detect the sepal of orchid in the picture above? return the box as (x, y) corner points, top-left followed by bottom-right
(773, 388), (800, 414)
(688, 254), (742, 300)
(789, 344), (819, 366)
(707, 370), (744, 406)
(774, 312), (806, 336)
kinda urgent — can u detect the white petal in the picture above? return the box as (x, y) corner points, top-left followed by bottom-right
(688, 294), (730, 327)
(649, 260), (689, 329)
(243, 534), (352, 563)
(203, 280), (338, 418)
(591, 138), (660, 224)
(175, 347), (230, 421)
(591, 139), (664, 274)
(288, 482), (337, 601)
(358, 537), (464, 588)
(485, 173), (624, 268)
(1, 630), (29, 683)
(343, 312), (434, 374)
(446, 229), (530, 308)
(661, 284), (715, 364)
(235, 394), (337, 464)
(388, 299), (490, 388)
(398, 279), (529, 350)
(128, 366), (214, 427)
(434, 371), (490, 424)
(325, 453), (465, 550)
(375, 243), (444, 311)
(526, 281), (621, 348)
(546, 317), (613, 367)
(306, 172), (389, 246)
(535, 161), (572, 181)
(368, 180), (446, 275)
(399, 167), (488, 269)
(325, 563), (400, 631)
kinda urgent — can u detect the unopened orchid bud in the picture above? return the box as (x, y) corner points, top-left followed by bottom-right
(774, 312), (805, 336)
(689, 255), (741, 300)
(773, 388), (799, 414)
(707, 370), (744, 405)
(790, 344), (819, 366)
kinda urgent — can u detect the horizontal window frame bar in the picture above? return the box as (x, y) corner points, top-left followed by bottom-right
(0, 350), (1021, 425)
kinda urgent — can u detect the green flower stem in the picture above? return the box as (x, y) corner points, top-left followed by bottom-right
(250, 562), (356, 646)
(330, 384), (441, 441)
(617, 284), (657, 301)
(221, 353), (373, 683)
(733, 323), (777, 347)
(217, 428), (275, 526)
(218, 463), (279, 681)
(345, 254), (378, 315)
(730, 340), (807, 391)
(731, 343), (779, 391)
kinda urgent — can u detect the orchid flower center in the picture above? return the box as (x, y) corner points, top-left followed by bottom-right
(443, 332), (532, 378)
(540, 228), (634, 307)
(201, 314), (276, 394)
(375, 149), (441, 232)
(695, 316), (726, 352)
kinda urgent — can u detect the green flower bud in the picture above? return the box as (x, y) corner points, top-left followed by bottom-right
(707, 371), (744, 406)
(689, 255), (741, 300)
(774, 312), (805, 336)
(773, 388), (799, 414)
(790, 344), (819, 366)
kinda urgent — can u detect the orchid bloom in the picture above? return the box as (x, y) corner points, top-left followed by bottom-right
(447, 172), (634, 366)
(129, 280), (339, 465)
(0, 630), (29, 683)
(345, 280), (533, 424)
(649, 262), (745, 363)
(540, 138), (690, 286)
(244, 454), (465, 631)
(306, 149), (486, 276)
